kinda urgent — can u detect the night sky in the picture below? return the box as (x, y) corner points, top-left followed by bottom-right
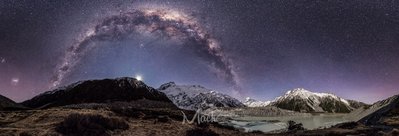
(1, 0), (398, 103)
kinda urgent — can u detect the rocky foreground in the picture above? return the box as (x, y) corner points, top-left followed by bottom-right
(0, 99), (269, 136)
(0, 100), (398, 136)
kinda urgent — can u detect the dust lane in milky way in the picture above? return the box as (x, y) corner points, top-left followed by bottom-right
(51, 8), (241, 93)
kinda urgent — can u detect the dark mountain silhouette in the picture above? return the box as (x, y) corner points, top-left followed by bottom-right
(21, 77), (172, 108)
(358, 95), (399, 126)
(0, 94), (26, 110)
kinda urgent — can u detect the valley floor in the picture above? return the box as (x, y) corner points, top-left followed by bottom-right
(0, 100), (263, 136)
(0, 101), (398, 136)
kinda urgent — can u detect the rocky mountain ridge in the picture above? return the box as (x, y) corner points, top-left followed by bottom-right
(158, 82), (245, 110)
(21, 77), (172, 108)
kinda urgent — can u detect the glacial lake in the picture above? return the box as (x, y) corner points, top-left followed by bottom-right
(220, 114), (350, 133)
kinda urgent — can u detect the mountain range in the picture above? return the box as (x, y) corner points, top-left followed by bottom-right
(0, 77), (398, 135)
(158, 82), (245, 110)
(21, 77), (172, 108)
(0, 78), (369, 113)
(244, 88), (368, 113)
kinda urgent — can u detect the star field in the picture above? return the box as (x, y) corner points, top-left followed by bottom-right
(0, 0), (398, 103)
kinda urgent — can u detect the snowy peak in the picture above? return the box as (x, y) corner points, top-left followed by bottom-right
(272, 88), (362, 113)
(158, 82), (176, 90)
(285, 88), (309, 95)
(284, 88), (318, 96)
(279, 88), (349, 104)
(245, 97), (256, 103)
(243, 97), (271, 107)
(158, 83), (245, 110)
(283, 88), (338, 99)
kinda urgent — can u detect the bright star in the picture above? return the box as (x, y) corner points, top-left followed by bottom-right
(135, 75), (142, 81)
(0, 57), (5, 63)
(11, 78), (19, 86)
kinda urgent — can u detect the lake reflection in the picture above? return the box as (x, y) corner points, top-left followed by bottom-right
(221, 114), (349, 133)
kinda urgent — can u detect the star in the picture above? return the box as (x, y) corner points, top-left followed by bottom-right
(135, 75), (143, 81)
(11, 78), (19, 86)
(0, 57), (5, 63)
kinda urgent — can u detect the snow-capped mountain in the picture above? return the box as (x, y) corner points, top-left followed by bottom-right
(271, 88), (365, 113)
(243, 97), (271, 107)
(158, 82), (245, 110)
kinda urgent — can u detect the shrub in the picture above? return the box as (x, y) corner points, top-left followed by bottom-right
(335, 122), (359, 129)
(287, 120), (305, 131)
(56, 113), (128, 136)
(186, 128), (219, 136)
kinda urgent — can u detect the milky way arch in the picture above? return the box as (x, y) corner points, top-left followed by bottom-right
(51, 9), (240, 89)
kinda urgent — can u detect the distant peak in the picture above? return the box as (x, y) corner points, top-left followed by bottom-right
(243, 97), (271, 107)
(293, 88), (307, 91)
(158, 82), (176, 90)
(282, 88), (342, 101)
(188, 84), (206, 89)
(285, 88), (310, 94)
(115, 77), (138, 81)
(114, 77), (146, 87)
(246, 97), (251, 100)
(164, 81), (176, 85)
(245, 97), (257, 101)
